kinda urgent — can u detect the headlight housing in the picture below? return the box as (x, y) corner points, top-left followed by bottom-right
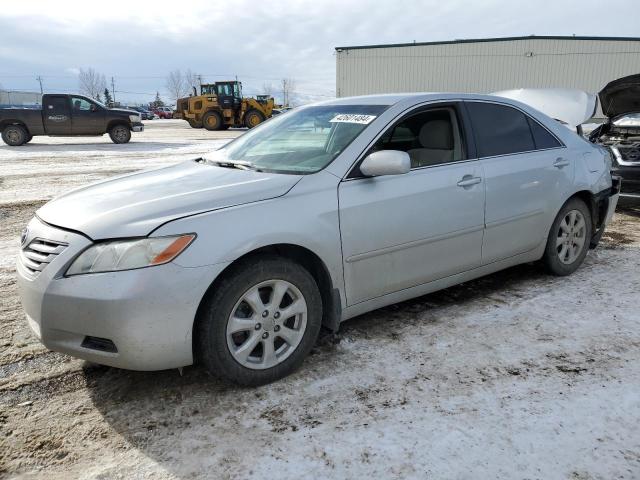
(66, 234), (195, 276)
(129, 114), (141, 123)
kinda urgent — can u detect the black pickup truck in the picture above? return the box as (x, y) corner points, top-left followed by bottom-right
(0, 94), (144, 146)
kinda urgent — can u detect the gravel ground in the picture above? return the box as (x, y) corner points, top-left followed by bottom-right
(1, 121), (639, 479)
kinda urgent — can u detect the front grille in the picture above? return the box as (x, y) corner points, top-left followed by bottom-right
(20, 238), (67, 276)
(617, 144), (640, 163)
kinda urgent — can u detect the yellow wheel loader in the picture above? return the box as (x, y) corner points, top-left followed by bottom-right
(175, 81), (274, 130)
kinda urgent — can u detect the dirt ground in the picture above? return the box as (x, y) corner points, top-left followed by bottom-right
(1, 121), (639, 479)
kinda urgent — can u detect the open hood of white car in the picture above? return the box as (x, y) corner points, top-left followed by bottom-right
(492, 88), (598, 128)
(598, 73), (640, 119)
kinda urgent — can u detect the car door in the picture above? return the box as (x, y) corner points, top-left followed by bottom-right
(338, 103), (485, 305)
(70, 96), (106, 134)
(43, 95), (72, 135)
(464, 100), (573, 264)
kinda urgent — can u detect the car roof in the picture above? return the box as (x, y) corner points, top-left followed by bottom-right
(316, 92), (518, 106)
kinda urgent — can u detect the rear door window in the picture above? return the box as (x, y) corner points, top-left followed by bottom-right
(466, 102), (535, 157)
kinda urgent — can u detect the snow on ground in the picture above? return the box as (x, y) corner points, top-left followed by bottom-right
(1, 121), (639, 479)
(0, 120), (236, 204)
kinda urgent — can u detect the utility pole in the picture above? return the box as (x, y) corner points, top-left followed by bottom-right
(281, 79), (287, 107)
(111, 77), (116, 103)
(36, 76), (44, 94)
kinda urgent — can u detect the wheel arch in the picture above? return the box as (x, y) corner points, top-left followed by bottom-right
(563, 189), (605, 234)
(193, 243), (342, 348)
(0, 120), (30, 134)
(106, 119), (131, 132)
(550, 189), (609, 250)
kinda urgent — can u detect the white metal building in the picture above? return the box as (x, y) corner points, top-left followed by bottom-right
(335, 36), (640, 117)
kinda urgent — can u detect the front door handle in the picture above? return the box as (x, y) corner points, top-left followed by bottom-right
(553, 157), (570, 168)
(457, 176), (482, 188)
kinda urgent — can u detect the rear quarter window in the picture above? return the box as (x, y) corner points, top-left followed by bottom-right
(527, 117), (562, 149)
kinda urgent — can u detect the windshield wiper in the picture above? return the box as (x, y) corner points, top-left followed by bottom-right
(207, 159), (262, 172)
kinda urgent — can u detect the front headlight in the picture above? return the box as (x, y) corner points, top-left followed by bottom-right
(66, 234), (195, 276)
(129, 114), (141, 123)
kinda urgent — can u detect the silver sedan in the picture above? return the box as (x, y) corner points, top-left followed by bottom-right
(17, 93), (619, 385)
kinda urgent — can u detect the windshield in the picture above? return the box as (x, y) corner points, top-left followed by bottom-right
(208, 104), (388, 174)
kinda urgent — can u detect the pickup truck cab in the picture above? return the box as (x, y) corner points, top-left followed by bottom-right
(0, 94), (144, 146)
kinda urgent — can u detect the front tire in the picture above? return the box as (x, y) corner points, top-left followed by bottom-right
(196, 256), (322, 386)
(108, 125), (131, 144)
(543, 198), (592, 276)
(244, 109), (265, 129)
(2, 125), (28, 146)
(202, 110), (223, 131)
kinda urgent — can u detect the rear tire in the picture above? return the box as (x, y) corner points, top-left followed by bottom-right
(2, 125), (28, 146)
(108, 125), (131, 144)
(244, 109), (265, 129)
(543, 198), (592, 276)
(202, 110), (223, 131)
(196, 256), (322, 386)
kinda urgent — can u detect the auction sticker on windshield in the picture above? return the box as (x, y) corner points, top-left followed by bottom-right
(329, 114), (377, 124)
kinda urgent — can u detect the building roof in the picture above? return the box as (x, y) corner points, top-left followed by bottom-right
(335, 35), (640, 51)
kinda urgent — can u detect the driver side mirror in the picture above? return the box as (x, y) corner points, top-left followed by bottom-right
(360, 150), (411, 177)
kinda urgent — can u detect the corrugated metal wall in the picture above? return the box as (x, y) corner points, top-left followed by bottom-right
(336, 37), (640, 111)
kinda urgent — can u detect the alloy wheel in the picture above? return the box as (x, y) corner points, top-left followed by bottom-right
(114, 127), (127, 142)
(556, 209), (586, 264)
(7, 129), (21, 144)
(226, 279), (307, 370)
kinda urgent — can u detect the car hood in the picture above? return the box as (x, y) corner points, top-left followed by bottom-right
(37, 160), (302, 239)
(492, 88), (597, 128)
(599, 73), (640, 119)
(109, 108), (138, 115)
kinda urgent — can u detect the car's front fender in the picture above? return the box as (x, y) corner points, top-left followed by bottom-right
(152, 170), (345, 306)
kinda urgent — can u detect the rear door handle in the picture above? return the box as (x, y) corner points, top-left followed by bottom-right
(553, 157), (570, 168)
(457, 176), (482, 187)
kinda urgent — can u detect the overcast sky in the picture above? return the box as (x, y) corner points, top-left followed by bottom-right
(1, 0), (639, 105)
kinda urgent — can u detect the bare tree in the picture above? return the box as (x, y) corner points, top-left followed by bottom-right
(281, 78), (296, 106)
(166, 69), (201, 102)
(165, 70), (184, 103)
(183, 69), (199, 96)
(262, 82), (274, 97)
(78, 68), (107, 100)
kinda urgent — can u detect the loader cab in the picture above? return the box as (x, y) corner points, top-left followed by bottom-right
(214, 81), (242, 110)
(200, 84), (217, 96)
